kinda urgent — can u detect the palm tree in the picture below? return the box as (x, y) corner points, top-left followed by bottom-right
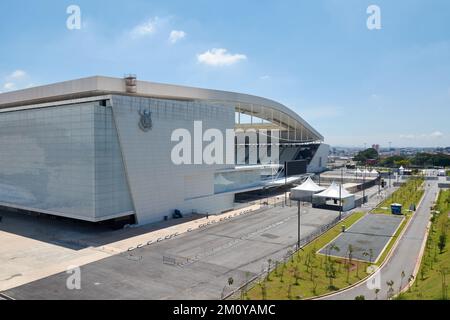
(294, 266), (300, 286)
(386, 280), (395, 299)
(400, 271), (405, 293)
(407, 275), (415, 292)
(369, 249), (374, 264)
(362, 250), (370, 263)
(267, 259), (272, 281)
(346, 244), (354, 283)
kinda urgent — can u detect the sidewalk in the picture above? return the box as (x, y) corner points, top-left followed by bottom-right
(321, 181), (437, 300)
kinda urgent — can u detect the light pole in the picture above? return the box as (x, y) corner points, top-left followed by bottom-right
(297, 200), (301, 250)
(284, 161), (288, 206)
(362, 164), (367, 204)
(339, 168), (343, 220)
(388, 169), (392, 188)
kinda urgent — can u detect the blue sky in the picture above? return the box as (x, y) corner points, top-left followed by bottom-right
(0, 0), (449, 148)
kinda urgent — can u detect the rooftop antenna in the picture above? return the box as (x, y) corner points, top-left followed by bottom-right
(124, 74), (137, 94)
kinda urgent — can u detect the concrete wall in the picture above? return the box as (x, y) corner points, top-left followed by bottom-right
(111, 95), (236, 225)
(0, 100), (133, 221)
(307, 143), (329, 173)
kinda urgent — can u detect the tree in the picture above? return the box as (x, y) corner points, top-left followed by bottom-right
(379, 155), (408, 167)
(261, 282), (267, 300)
(362, 250), (370, 263)
(354, 148), (379, 164)
(438, 232), (447, 254)
(287, 284), (292, 300)
(354, 295), (365, 300)
(400, 271), (405, 293)
(375, 288), (380, 300)
(267, 259), (272, 281)
(386, 280), (395, 299)
(394, 159), (411, 168)
(346, 244), (354, 283)
(408, 275), (415, 292)
(294, 266), (300, 286)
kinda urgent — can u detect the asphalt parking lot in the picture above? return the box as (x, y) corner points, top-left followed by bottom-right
(3, 204), (341, 300)
(318, 214), (404, 263)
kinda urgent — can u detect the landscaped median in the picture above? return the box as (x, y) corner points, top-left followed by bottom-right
(399, 189), (450, 300)
(373, 177), (424, 214)
(242, 178), (427, 300)
(244, 212), (369, 300)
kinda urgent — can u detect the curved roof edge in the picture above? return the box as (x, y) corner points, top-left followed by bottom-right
(0, 76), (323, 141)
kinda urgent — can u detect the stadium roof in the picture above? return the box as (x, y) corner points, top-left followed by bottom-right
(0, 76), (323, 141)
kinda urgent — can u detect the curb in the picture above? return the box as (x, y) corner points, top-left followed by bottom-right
(313, 181), (427, 300)
(396, 188), (439, 296)
(224, 211), (357, 300)
(0, 293), (14, 300)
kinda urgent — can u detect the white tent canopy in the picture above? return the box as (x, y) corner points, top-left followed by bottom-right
(312, 181), (356, 211)
(314, 181), (354, 199)
(290, 177), (325, 201)
(292, 177), (325, 193)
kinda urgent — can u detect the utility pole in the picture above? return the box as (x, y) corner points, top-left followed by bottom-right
(284, 161), (288, 206)
(339, 168), (343, 220)
(362, 164), (367, 204)
(297, 200), (301, 250)
(388, 169), (392, 188)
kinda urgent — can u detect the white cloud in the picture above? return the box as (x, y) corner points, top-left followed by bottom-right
(9, 70), (27, 80)
(260, 75), (270, 80)
(197, 48), (247, 67)
(3, 82), (15, 91)
(430, 131), (444, 138)
(400, 131), (444, 140)
(1, 70), (34, 92)
(169, 30), (186, 44)
(130, 17), (160, 38)
(399, 134), (416, 139)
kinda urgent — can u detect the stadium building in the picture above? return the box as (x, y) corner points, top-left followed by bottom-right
(0, 76), (328, 225)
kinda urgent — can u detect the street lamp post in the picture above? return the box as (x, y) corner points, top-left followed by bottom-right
(285, 161), (288, 206)
(339, 168), (343, 220)
(297, 200), (301, 250)
(362, 164), (366, 204)
(388, 169), (392, 188)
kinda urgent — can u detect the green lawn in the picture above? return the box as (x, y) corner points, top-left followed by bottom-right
(244, 212), (370, 300)
(400, 190), (450, 300)
(242, 177), (428, 300)
(373, 178), (424, 214)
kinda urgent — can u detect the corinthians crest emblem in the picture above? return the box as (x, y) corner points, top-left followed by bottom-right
(138, 109), (153, 132)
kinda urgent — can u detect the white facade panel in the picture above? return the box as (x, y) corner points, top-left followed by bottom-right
(0, 101), (133, 221)
(111, 95), (235, 225)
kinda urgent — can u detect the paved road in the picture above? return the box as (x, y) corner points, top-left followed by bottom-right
(1, 184), (395, 300)
(321, 180), (439, 300)
(3, 204), (342, 300)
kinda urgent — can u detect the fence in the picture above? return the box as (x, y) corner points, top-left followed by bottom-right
(222, 211), (353, 300)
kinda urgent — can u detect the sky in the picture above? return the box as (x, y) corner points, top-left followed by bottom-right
(0, 0), (449, 148)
